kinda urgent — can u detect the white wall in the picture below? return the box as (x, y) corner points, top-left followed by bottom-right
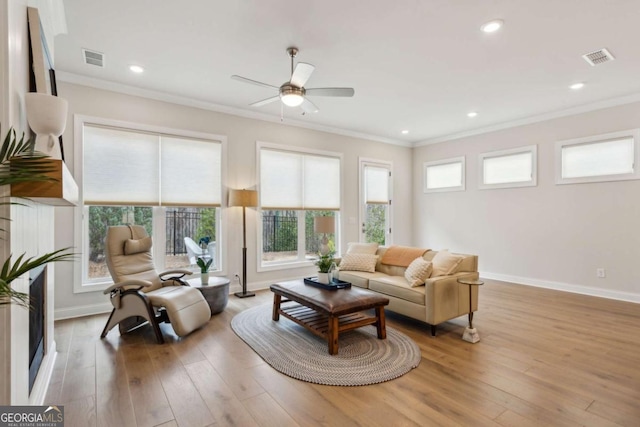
(54, 82), (413, 318)
(1, 0), (59, 405)
(413, 101), (640, 302)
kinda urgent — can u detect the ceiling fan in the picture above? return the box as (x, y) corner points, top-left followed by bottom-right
(231, 47), (355, 114)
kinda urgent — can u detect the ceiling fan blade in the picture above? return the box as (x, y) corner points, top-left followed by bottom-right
(290, 62), (315, 87)
(305, 87), (355, 97)
(250, 95), (280, 107)
(231, 75), (279, 90)
(301, 97), (319, 114)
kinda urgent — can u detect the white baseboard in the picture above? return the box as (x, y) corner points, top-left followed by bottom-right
(55, 302), (113, 320)
(480, 271), (640, 304)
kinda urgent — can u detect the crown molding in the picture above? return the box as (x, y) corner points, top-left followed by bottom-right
(414, 91), (640, 147)
(55, 71), (411, 147)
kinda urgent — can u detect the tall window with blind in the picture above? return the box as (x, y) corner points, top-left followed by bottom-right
(556, 129), (640, 185)
(78, 120), (224, 288)
(258, 143), (341, 268)
(360, 160), (392, 245)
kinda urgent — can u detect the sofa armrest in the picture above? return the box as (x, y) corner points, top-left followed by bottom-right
(423, 271), (479, 324)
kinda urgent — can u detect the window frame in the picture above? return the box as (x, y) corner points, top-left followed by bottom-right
(73, 115), (227, 294)
(478, 145), (537, 190)
(555, 129), (640, 185)
(359, 158), (393, 246)
(423, 156), (465, 193)
(256, 141), (343, 272)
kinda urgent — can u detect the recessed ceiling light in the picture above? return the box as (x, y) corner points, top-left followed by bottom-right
(481, 19), (503, 33)
(129, 65), (144, 73)
(401, 130), (409, 134)
(570, 82), (585, 90)
(467, 112), (478, 118)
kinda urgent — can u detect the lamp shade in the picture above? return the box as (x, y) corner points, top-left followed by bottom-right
(229, 189), (258, 207)
(314, 216), (335, 234)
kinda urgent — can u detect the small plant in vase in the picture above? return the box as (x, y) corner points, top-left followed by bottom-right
(315, 251), (335, 284)
(197, 257), (213, 285)
(196, 236), (212, 284)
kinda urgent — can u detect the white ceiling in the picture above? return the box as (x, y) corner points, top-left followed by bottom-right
(53, 0), (640, 145)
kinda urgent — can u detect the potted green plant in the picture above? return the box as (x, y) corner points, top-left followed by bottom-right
(196, 256), (213, 285)
(315, 251), (335, 284)
(0, 128), (74, 307)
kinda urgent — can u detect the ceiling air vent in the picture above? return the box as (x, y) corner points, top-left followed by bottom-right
(582, 48), (615, 66)
(82, 48), (104, 67)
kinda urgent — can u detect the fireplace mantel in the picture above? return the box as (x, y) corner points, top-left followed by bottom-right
(10, 159), (78, 206)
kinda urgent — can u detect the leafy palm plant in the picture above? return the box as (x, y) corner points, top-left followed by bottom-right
(0, 128), (74, 307)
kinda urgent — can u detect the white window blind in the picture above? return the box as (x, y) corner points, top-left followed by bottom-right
(479, 145), (537, 189)
(84, 124), (222, 206)
(483, 152), (533, 184)
(562, 137), (634, 179)
(423, 157), (465, 192)
(364, 165), (389, 204)
(161, 136), (222, 206)
(260, 148), (340, 210)
(84, 126), (160, 205)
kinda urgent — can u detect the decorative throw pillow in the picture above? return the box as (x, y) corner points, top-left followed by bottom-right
(346, 242), (379, 255)
(339, 253), (378, 273)
(431, 250), (464, 277)
(124, 236), (152, 255)
(404, 257), (433, 287)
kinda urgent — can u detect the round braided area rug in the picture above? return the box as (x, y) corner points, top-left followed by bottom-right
(231, 303), (421, 386)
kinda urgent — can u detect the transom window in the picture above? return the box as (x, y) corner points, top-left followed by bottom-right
(479, 145), (537, 189)
(556, 129), (640, 185)
(423, 156), (465, 193)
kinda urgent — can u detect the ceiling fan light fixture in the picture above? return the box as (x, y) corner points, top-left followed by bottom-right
(280, 85), (305, 107)
(281, 93), (304, 107)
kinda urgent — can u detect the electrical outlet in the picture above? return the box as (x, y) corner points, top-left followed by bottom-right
(234, 273), (241, 282)
(596, 268), (606, 278)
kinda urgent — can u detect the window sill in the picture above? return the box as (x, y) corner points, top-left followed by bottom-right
(258, 259), (315, 273)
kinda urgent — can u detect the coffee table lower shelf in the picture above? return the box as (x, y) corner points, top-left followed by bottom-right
(275, 300), (386, 355)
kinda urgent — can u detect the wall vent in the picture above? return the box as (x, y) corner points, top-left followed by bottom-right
(582, 48), (615, 66)
(82, 48), (104, 67)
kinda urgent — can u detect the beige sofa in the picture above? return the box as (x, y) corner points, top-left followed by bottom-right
(337, 246), (479, 336)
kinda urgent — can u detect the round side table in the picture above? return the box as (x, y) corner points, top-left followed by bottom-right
(457, 278), (484, 343)
(187, 276), (230, 315)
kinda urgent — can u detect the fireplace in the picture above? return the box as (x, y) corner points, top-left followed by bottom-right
(29, 265), (46, 393)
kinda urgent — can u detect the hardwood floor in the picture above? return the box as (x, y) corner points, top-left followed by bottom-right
(45, 279), (640, 427)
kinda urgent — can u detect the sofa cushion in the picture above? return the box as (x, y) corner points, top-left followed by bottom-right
(346, 242), (379, 255)
(339, 253), (378, 272)
(337, 271), (388, 289)
(404, 257), (433, 287)
(431, 250), (464, 276)
(369, 276), (425, 305)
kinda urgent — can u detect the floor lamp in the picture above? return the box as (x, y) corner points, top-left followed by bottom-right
(229, 189), (258, 298)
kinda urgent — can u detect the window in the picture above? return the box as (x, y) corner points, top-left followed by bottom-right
(423, 156), (465, 192)
(479, 145), (537, 189)
(360, 159), (392, 245)
(75, 117), (226, 292)
(556, 129), (640, 184)
(258, 142), (341, 269)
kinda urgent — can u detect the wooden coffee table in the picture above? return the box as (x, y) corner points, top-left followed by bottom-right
(270, 279), (389, 355)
